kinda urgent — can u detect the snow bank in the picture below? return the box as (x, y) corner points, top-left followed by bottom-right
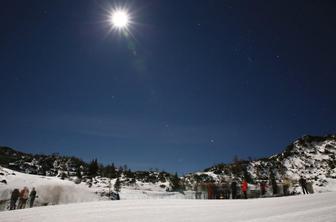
(0, 167), (100, 206)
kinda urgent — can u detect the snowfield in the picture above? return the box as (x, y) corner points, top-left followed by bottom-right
(1, 192), (336, 222)
(0, 167), (189, 209)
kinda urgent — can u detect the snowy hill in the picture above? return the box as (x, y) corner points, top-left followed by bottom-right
(184, 135), (336, 194)
(1, 192), (336, 222)
(0, 146), (178, 193)
(248, 135), (336, 192)
(0, 146), (87, 177)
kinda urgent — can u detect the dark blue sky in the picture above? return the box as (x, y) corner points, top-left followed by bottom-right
(1, 0), (335, 174)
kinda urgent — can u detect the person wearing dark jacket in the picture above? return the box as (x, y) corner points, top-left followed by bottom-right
(260, 181), (267, 197)
(29, 187), (37, 208)
(299, 176), (309, 194)
(231, 181), (237, 199)
(10, 189), (20, 210)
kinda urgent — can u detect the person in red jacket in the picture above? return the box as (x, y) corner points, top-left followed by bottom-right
(241, 180), (248, 199)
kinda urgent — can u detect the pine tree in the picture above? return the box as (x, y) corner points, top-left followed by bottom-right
(170, 172), (181, 191)
(117, 166), (123, 177)
(102, 163), (116, 178)
(124, 169), (134, 178)
(114, 178), (121, 192)
(158, 172), (167, 183)
(88, 159), (99, 178)
(110, 163), (117, 178)
(243, 168), (253, 184)
(76, 166), (82, 179)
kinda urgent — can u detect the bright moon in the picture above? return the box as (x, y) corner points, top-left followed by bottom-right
(110, 10), (129, 29)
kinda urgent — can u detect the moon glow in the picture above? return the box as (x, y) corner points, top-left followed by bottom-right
(110, 10), (129, 29)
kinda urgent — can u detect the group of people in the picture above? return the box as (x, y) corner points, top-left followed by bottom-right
(230, 179), (248, 199)
(10, 187), (37, 210)
(231, 176), (310, 199)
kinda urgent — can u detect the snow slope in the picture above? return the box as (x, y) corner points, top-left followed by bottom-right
(1, 192), (336, 222)
(0, 167), (101, 207)
(184, 135), (336, 194)
(0, 167), (190, 210)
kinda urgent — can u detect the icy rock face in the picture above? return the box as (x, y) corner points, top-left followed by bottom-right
(184, 135), (336, 193)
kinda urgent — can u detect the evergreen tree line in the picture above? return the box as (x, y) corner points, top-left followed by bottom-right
(86, 159), (183, 192)
(87, 159), (132, 179)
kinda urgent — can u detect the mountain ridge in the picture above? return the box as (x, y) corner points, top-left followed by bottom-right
(1, 134), (336, 194)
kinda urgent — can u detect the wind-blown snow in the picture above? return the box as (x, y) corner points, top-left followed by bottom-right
(1, 192), (336, 222)
(0, 167), (188, 208)
(0, 167), (100, 206)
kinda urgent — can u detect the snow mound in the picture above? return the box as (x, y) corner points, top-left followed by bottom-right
(0, 167), (100, 207)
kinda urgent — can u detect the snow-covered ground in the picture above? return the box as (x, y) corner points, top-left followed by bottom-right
(0, 167), (190, 210)
(0, 167), (101, 207)
(1, 192), (336, 222)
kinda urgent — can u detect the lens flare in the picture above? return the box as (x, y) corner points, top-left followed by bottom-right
(110, 10), (129, 29)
